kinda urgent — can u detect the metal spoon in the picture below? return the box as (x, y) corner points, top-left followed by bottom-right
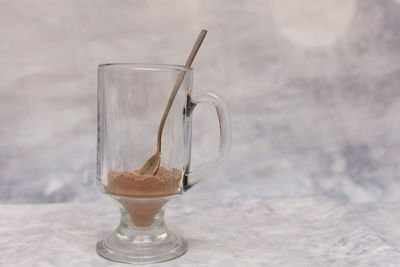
(138, 29), (207, 175)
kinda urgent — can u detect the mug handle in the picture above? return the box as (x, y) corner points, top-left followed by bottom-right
(185, 92), (232, 188)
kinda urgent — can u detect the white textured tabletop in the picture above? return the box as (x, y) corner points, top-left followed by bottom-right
(2, 197), (400, 267)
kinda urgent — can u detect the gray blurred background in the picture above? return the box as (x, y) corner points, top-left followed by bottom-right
(1, 0), (399, 203)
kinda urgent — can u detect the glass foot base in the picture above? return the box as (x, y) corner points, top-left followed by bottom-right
(96, 230), (187, 264)
(96, 199), (187, 264)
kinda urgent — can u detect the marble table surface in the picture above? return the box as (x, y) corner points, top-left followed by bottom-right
(2, 197), (400, 267)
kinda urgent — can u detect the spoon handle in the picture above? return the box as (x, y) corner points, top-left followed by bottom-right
(156, 30), (207, 152)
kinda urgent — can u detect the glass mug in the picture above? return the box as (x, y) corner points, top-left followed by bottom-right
(96, 63), (231, 264)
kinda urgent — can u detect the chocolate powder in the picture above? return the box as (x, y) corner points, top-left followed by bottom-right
(106, 167), (181, 227)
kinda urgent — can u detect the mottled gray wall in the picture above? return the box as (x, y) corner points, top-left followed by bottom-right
(1, 0), (399, 203)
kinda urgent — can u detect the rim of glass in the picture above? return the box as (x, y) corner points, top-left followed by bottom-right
(98, 63), (192, 72)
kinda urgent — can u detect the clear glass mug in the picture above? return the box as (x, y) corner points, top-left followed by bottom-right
(96, 63), (231, 264)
